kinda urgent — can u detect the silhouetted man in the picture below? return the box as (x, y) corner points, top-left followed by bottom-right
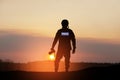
(50, 19), (76, 72)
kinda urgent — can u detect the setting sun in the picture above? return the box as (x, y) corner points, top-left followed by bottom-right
(49, 54), (55, 60)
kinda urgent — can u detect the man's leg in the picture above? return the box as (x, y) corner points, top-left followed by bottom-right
(54, 53), (62, 72)
(64, 50), (70, 72)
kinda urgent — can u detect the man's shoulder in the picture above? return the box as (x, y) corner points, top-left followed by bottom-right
(58, 29), (62, 31)
(58, 28), (73, 31)
(57, 29), (62, 33)
(68, 28), (73, 32)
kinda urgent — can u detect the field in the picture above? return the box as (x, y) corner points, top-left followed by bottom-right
(0, 61), (120, 80)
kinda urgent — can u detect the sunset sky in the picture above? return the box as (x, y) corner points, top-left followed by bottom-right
(0, 0), (120, 63)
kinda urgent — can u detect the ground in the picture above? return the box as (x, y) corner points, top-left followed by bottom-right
(0, 64), (120, 80)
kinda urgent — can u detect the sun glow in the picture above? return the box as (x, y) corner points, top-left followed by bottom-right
(49, 54), (55, 60)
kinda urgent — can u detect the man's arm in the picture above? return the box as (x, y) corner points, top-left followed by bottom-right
(71, 30), (76, 53)
(51, 30), (60, 50)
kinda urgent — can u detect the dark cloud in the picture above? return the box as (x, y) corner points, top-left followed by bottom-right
(0, 32), (34, 53)
(77, 38), (120, 55)
(0, 31), (52, 53)
(76, 38), (120, 62)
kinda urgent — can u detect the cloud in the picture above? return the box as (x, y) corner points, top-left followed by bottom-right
(75, 38), (120, 62)
(0, 30), (120, 63)
(0, 30), (52, 62)
(77, 38), (120, 54)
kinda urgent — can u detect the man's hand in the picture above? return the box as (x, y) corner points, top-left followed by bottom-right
(49, 48), (55, 55)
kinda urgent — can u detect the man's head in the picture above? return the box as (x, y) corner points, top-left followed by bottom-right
(61, 19), (69, 28)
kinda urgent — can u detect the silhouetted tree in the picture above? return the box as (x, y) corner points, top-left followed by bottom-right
(4, 59), (14, 63)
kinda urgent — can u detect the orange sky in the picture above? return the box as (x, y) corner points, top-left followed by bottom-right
(0, 0), (120, 40)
